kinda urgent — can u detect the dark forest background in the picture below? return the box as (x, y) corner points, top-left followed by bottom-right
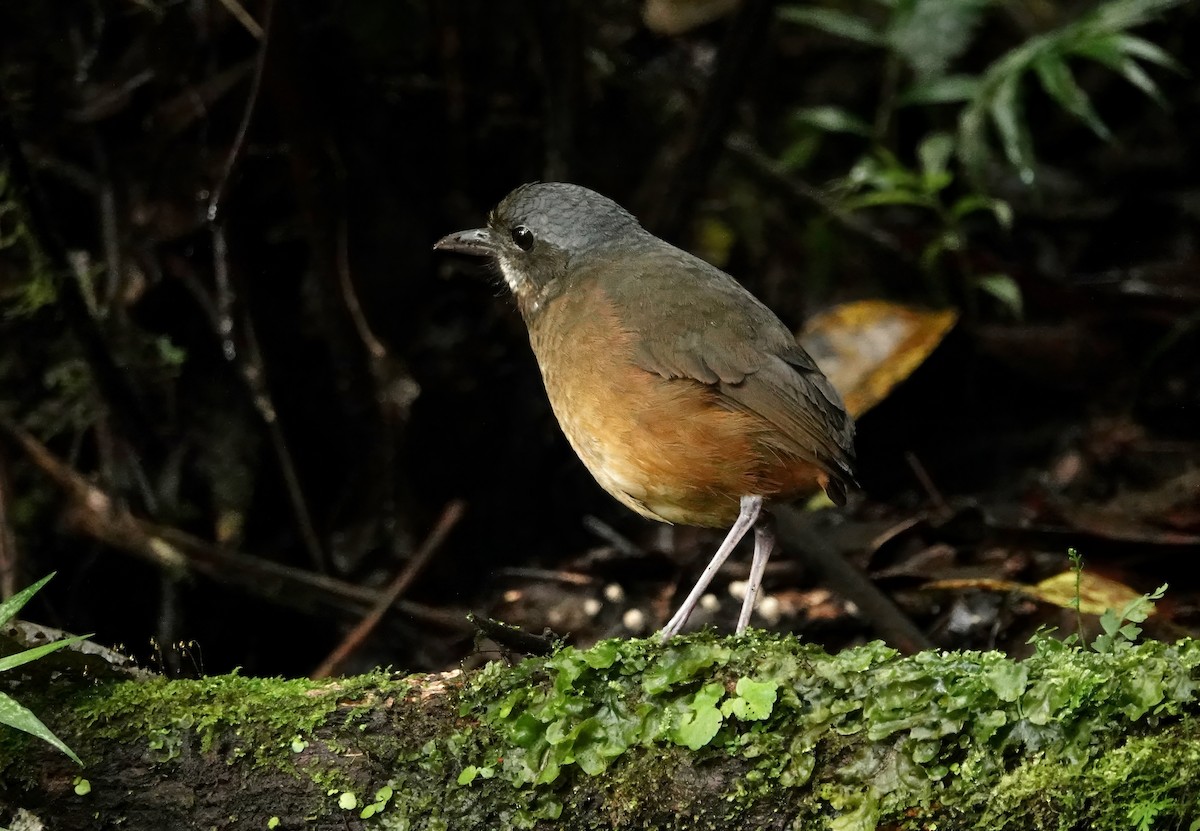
(1, 0), (1197, 678)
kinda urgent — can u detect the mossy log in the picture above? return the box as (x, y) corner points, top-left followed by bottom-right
(2, 633), (1200, 830)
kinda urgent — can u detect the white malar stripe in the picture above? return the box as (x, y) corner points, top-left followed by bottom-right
(497, 255), (528, 296)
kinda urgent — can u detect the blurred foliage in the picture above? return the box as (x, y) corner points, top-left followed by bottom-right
(953, 0), (1184, 186)
(781, 0), (1184, 183)
(0, 165), (54, 317)
(778, 0), (1185, 309)
(837, 132), (1015, 310)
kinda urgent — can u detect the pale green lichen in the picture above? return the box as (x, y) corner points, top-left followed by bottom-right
(459, 632), (1200, 829)
(70, 670), (396, 769)
(10, 631), (1200, 829)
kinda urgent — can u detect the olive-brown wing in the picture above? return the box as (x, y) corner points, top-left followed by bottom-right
(594, 249), (856, 501)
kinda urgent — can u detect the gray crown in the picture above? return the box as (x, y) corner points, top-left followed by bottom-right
(491, 182), (647, 252)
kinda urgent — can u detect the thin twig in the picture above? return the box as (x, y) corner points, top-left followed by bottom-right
(311, 500), (467, 679)
(725, 135), (920, 275)
(207, 0), (274, 223)
(89, 133), (122, 314)
(493, 567), (595, 587)
(232, 247), (328, 573)
(582, 514), (644, 558)
(203, 0), (326, 572)
(905, 451), (951, 518)
(332, 153), (386, 361)
(468, 614), (558, 657)
(330, 150), (422, 568)
(214, 0), (264, 40)
(0, 415), (470, 631)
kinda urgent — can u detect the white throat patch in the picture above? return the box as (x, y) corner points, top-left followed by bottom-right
(497, 254), (529, 298)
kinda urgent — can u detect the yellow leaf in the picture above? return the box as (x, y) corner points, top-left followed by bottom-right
(799, 300), (957, 418)
(1030, 571), (1143, 616)
(924, 572), (1145, 617)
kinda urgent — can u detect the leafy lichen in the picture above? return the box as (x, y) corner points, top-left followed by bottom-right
(458, 632), (1200, 829)
(69, 670), (399, 770)
(9, 633), (1200, 829)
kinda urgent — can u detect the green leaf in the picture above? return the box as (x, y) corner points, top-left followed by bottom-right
(721, 677), (779, 721)
(0, 633), (90, 673)
(975, 274), (1023, 318)
(0, 690), (82, 765)
(885, 0), (989, 81)
(1100, 609), (1120, 635)
(917, 132), (956, 177)
(1089, 0), (1187, 39)
(791, 106), (872, 137)
(642, 643), (729, 695)
(899, 74), (981, 105)
(920, 229), (962, 272)
(951, 194), (1013, 228)
(777, 7), (883, 45)
(988, 73), (1035, 184)
(0, 573), (54, 627)
(671, 682), (725, 750)
(1119, 583), (1166, 624)
(843, 190), (932, 211)
(983, 661), (1028, 702)
(973, 709), (1008, 742)
(952, 0), (1184, 185)
(582, 640), (619, 669)
(534, 757), (560, 786)
(1032, 54), (1111, 139)
(1110, 32), (1185, 72)
(535, 797), (563, 821)
(845, 151), (922, 193)
(573, 716), (625, 776)
(1076, 35), (1166, 105)
(1128, 799), (1174, 831)
(957, 103), (991, 184)
(828, 793), (881, 831)
(457, 765), (479, 785)
(1021, 678), (1071, 725)
(778, 133), (822, 172)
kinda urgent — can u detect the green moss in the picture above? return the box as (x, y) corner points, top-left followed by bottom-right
(13, 632), (1200, 828)
(970, 721), (1200, 830)
(456, 632), (1200, 830)
(47, 667), (413, 794)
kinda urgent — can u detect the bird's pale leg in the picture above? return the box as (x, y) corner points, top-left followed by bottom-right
(660, 495), (762, 639)
(736, 518), (775, 633)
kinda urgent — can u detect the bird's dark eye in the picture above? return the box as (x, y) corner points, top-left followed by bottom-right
(511, 225), (535, 251)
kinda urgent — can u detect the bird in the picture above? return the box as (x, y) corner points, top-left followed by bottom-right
(435, 182), (855, 637)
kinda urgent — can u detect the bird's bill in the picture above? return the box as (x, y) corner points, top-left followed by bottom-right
(433, 228), (495, 257)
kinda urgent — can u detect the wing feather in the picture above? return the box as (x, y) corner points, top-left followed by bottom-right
(580, 248), (857, 498)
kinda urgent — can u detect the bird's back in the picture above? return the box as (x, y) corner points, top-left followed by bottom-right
(527, 250), (855, 526)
